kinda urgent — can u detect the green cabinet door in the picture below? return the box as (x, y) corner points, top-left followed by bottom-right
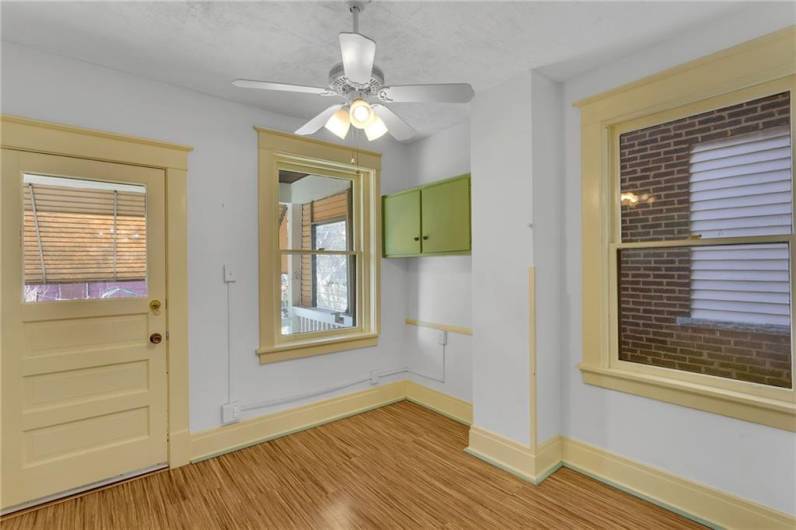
(420, 176), (470, 254)
(382, 189), (421, 257)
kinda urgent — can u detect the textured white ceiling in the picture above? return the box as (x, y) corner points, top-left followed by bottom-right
(1, 1), (752, 138)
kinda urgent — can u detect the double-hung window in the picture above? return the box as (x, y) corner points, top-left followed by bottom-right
(617, 93), (791, 389)
(578, 28), (795, 431)
(258, 129), (380, 363)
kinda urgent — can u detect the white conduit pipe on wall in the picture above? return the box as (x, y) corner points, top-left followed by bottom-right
(223, 274), (447, 415)
(240, 344), (446, 413)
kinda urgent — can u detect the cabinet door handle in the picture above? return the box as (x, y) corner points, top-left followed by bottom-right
(422, 235), (429, 240)
(413, 236), (420, 241)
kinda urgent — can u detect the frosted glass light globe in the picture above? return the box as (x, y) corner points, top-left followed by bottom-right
(349, 99), (374, 129)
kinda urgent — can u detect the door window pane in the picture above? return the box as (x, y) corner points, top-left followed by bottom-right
(23, 174), (147, 302)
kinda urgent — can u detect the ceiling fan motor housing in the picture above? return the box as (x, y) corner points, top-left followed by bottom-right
(328, 62), (384, 100)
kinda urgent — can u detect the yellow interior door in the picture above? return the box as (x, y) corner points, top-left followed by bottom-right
(1, 150), (168, 511)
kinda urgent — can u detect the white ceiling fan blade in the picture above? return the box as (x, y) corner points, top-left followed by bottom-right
(233, 79), (332, 95)
(373, 105), (415, 142)
(339, 32), (375, 85)
(295, 104), (344, 135)
(378, 84), (475, 103)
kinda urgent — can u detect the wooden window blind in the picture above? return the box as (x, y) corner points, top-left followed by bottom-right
(23, 175), (147, 284)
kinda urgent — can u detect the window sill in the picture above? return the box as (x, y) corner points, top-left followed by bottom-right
(579, 363), (796, 432)
(257, 333), (378, 365)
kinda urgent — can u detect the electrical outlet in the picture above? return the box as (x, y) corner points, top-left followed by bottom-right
(221, 401), (241, 424)
(438, 330), (448, 346)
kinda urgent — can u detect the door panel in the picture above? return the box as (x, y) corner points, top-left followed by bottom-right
(420, 177), (471, 254)
(1, 150), (168, 510)
(22, 359), (148, 408)
(383, 189), (421, 256)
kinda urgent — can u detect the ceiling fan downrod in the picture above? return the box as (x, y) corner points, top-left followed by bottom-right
(349, 1), (364, 34)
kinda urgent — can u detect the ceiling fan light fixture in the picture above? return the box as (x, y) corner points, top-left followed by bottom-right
(325, 107), (351, 139)
(349, 98), (375, 129)
(364, 115), (388, 141)
(233, 4), (473, 143)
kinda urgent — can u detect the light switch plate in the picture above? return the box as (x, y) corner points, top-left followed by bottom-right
(223, 264), (236, 283)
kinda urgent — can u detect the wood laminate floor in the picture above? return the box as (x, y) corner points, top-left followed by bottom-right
(3, 401), (702, 529)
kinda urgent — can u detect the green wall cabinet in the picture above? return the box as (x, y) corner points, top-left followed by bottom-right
(382, 174), (470, 257)
(383, 188), (421, 257)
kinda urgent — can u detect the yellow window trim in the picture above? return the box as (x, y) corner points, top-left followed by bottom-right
(256, 128), (381, 364)
(578, 26), (796, 431)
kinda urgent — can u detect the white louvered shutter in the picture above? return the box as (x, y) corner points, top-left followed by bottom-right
(689, 126), (791, 326)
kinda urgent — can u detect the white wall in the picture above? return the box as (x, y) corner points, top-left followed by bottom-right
(404, 122), (472, 401)
(470, 72), (534, 445)
(560, 5), (796, 514)
(529, 70), (565, 445)
(1, 42), (413, 433)
(466, 69), (566, 449)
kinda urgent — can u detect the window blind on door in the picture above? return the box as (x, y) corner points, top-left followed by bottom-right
(23, 174), (147, 284)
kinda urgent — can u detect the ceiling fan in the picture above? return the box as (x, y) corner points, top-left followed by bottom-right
(233, 1), (474, 142)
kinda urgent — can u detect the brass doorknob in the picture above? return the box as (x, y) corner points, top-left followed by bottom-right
(149, 333), (163, 344)
(149, 299), (162, 312)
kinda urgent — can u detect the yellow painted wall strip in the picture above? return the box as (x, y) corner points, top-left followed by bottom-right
(405, 318), (473, 336)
